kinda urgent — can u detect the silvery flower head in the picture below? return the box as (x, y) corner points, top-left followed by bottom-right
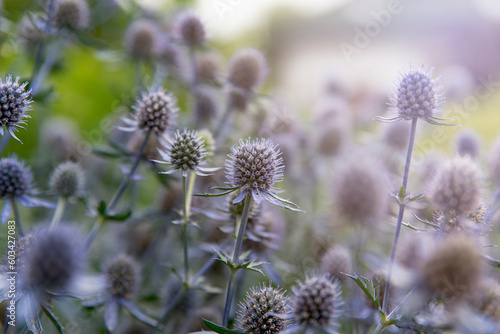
(380, 64), (449, 125)
(119, 88), (178, 136)
(0, 156), (54, 224)
(155, 129), (219, 177)
(0, 75), (33, 142)
(223, 138), (300, 211)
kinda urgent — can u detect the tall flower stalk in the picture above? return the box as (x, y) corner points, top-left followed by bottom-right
(377, 64), (450, 315)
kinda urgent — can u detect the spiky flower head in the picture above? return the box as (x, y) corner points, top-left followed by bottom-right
(228, 48), (268, 91)
(120, 89), (178, 136)
(235, 284), (288, 334)
(23, 226), (82, 291)
(105, 254), (140, 299)
(420, 236), (481, 302)
(489, 137), (500, 186)
(0, 156), (33, 199)
(290, 274), (343, 331)
(0, 75), (32, 142)
(428, 156), (482, 215)
(225, 138), (284, 205)
(124, 19), (160, 60)
(176, 12), (206, 47)
(456, 130), (481, 158)
(332, 157), (387, 224)
(53, 0), (90, 30)
(320, 245), (353, 282)
(382, 64), (446, 125)
(49, 161), (85, 197)
(156, 129), (218, 177)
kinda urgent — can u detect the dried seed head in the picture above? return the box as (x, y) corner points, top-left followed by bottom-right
(0, 75), (32, 139)
(383, 121), (411, 151)
(196, 52), (220, 84)
(0, 156), (33, 199)
(235, 284), (288, 334)
(320, 245), (353, 282)
(389, 65), (444, 120)
(428, 156), (482, 215)
(489, 137), (500, 186)
(195, 88), (218, 124)
(125, 20), (160, 60)
(49, 161), (85, 197)
(455, 130), (481, 158)
(197, 129), (215, 160)
(105, 254), (140, 299)
(290, 274), (342, 329)
(167, 129), (206, 173)
(176, 12), (206, 47)
(53, 0), (90, 30)
(332, 157), (387, 224)
(226, 138), (283, 198)
(228, 48), (268, 91)
(24, 226), (81, 291)
(133, 89), (177, 135)
(420, 236), (481, 302)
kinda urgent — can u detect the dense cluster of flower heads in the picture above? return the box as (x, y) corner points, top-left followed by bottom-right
(120, 88), (178, 136)
(0, 75), (32, 141)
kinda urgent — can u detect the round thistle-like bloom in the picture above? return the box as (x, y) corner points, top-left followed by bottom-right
(196, 52), (220, 84)
(105, 254), (140, 299)
(235, 284), (288, 334)
(388, 64), (445, 123)
(156, 129), (217, 177)
(124, 20), (160, 60)
(455, 130), (481, 158)
(176, 12), (206, 47)
(0, 75), (32, 141)
(120, 89), (178, 136)
(332, 157), (387, 224)
(420, 236), (481, 302)
(290, 274), (343, 330)
(228, 48), (268, 91)
(428, 156), (482, 215)
(23, 226), (82, 291)
(0, 156), (33, 199)
(49, 161), (85, 197)
(489, 137), (500, 186)
(320, 245), (353, 282)
(53, 0), (90, 30)
(225, 138), (284, 204)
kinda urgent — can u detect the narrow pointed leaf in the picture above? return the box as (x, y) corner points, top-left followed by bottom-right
(203, 319), (244, 334)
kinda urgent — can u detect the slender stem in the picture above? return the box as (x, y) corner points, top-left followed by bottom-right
(383, 118), (418, 314)
(11, 199), (23, 237)
(50, 196), (67, 229)
(151, 286), (186, 334)
(30, 0), (55, 82)
(0, 132), (11, 156)
(107, 131), (151, 213)
(222, 194), (253, 327)
(189, 48), (198, 91)
(186, 171), (196, 214)
(83, 216), (105, 251)
(182, 175), (189, 283)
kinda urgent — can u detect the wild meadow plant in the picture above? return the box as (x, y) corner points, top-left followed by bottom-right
(2, 2), (500, 334)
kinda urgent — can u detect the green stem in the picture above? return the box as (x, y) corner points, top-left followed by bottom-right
(181, 172), (196, 283)
(11, 199), (23, 237)
(382, 118), (418, 315)
(107, 131), (151, 213)
(50, 196), (67, 229)
(222, 194), (252, 327)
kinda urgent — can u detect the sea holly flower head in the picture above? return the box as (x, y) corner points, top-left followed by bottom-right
(0, 75), (33, 142)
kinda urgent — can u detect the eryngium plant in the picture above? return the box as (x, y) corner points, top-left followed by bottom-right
(0, 75), (33, 142)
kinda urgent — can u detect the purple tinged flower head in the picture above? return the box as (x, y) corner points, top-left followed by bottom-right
(455, 130), (481, 158)
(120, 88), (178, 136)
(176, 12), (206, 47)
(235, 284), (288, 334)
(0, 156), (33, 199)
(320, 245), (353, 283)
(49, 161), (85, 197)
(289, 274), (343, 331)
(124, 19), (160, 60)
(225, 138), (283, 204)
(105, 254), (140, 299)
(53, 0), (90, 30)
(0, 75), (32, 142)
(228, 48), (268, 91)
